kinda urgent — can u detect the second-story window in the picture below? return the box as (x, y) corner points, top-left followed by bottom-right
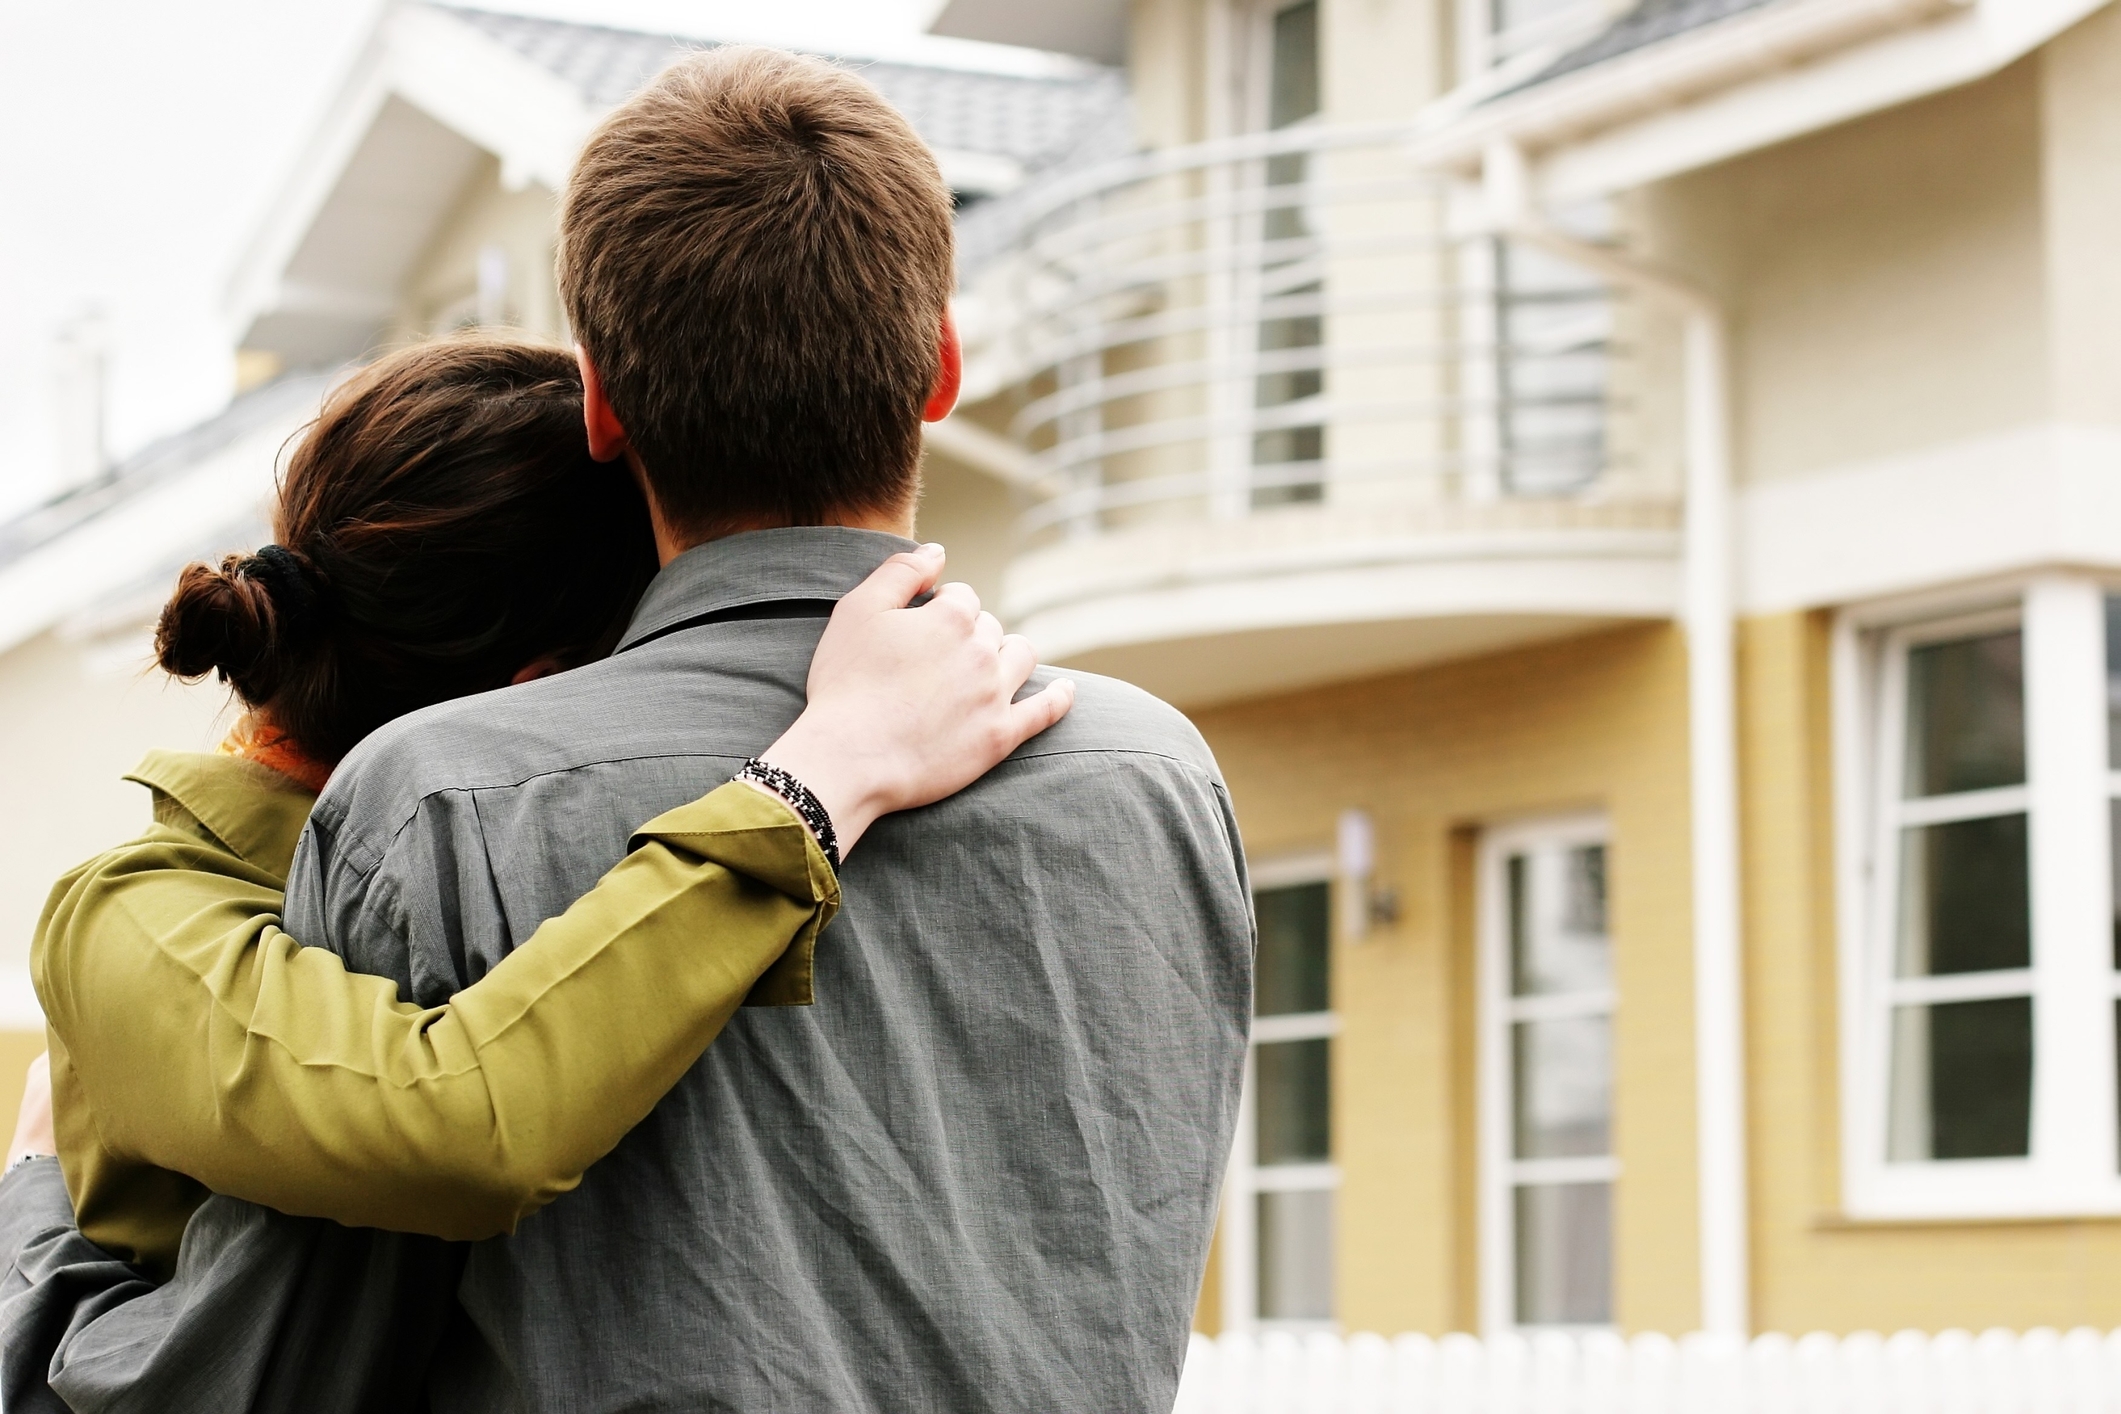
(1248, 0), (1326, 510)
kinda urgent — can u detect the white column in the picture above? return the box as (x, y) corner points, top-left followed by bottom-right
(1681, 310), (1749, 1338)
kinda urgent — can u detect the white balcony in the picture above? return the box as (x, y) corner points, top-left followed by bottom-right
(958, 123), (1681, 707)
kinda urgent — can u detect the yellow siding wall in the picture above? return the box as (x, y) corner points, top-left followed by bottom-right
(1741, 612), (2121, 1333)
(1190, 623), (1697, 1334)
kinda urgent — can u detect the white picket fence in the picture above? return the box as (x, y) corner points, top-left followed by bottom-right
(1175, 1329), (2121, 1414)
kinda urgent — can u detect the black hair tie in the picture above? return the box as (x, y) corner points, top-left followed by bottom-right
(244, 544), (321, 642)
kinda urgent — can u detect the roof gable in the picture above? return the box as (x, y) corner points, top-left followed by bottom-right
(229, 5), (1127, 370)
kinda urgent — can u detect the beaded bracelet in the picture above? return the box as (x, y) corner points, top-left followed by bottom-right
(734, 758), (842, 872)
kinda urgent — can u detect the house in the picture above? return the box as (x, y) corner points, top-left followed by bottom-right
(0, 6), (1124, 1103)
(934, 0), (2121, 1342)
(11, 0), (2121, 1352)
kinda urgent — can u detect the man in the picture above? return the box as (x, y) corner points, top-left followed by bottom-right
(283, 47), (1252, 1411)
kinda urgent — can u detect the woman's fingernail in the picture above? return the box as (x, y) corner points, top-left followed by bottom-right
(921, 542), (945, 556)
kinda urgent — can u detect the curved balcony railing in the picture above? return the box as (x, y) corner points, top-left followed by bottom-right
(958, 121), (1673, 554)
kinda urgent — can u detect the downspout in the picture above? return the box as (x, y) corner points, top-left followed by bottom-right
(1481, 141), (1749, 1339)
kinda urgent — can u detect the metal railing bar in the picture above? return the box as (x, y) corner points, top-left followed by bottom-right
(1013, 340), (1622, 440)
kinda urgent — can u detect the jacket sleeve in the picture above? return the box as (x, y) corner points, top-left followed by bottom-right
(35, 781), (836, 1245)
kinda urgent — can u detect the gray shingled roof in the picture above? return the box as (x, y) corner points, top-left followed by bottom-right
(439, 6), (1129, 173)
(1522, 0), (1781, 88)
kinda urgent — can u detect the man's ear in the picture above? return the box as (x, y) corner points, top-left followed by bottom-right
(576, 346), (632, 463)
(922, 311), (963, 424)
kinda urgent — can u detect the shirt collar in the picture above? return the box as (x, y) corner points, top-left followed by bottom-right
(124, 750), (316, 878)
(617, 527), (919, 652)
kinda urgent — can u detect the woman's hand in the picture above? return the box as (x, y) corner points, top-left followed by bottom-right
(756, 544), (1074, 857)
(9, 1052), (54, 1166)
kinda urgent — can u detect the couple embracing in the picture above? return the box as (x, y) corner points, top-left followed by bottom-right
(0, 46), (1252, 1414)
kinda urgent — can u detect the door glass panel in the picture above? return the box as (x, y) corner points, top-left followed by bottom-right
(1255, 881), (1330, 1016)
(1513, 1182), (1611, 1325)
(1887, 997), (2034, 1161)
(1256, 1037), (1330, 1165)
(1512, 1017), (1612, 1159)
(1257, 1188), (1334, 1320)
(1893, 814), (2030, 977)
(1903, 629), (2025, 797)
(1510, 847), (1611, 995)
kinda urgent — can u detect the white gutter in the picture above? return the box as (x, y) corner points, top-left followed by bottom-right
(1415, 0), (1965, 170)
(1414, 0), (2111, 203)
(1484, 141), (1750, 1337)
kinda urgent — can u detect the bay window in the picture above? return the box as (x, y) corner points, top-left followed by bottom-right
(1840, 576), (2120, 1217)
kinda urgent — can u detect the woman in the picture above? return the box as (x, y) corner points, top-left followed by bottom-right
(0, 336), (1068, 1412)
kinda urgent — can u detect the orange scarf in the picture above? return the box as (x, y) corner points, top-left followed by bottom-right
(217, 714), (332, 795)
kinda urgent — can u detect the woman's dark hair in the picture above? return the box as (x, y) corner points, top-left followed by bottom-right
(155, 336), (658, 764)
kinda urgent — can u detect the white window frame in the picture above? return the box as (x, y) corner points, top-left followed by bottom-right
(1222, 849), (1341, 1333)
(1835, 574), (2120, 1220)
(1477, 812), (1618, 1334)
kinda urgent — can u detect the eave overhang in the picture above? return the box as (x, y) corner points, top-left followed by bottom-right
(1410, 0), (2111, 203)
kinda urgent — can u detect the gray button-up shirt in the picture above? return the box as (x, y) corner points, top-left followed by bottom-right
(282, 527), (1253, 1413)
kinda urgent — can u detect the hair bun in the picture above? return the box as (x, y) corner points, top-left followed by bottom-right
(155, 554), (294, 702)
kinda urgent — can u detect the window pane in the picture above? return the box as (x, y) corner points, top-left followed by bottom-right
(1513, 1182), (1611, 1326)
(1255, 882), (1330, 1016)
(1894, 814), (2030, 977)
(1256, 1038), (1330, 1165)
(1257, 1188), (1334, 1320)
(1510, 846), (1611, 996)
(2112, 800), (2121, 972)
(1513, 1016), (1611, 1159)
(1904, 629), (2025, 797)
(2107, 596), (2121, 770)
(1267, 1), (1319, 130)
(1887, 997), (2033, 1161)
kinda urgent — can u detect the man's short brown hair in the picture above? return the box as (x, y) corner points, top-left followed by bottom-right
(558, 46), (955, 532)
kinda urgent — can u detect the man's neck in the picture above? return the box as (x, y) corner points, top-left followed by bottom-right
(650, 506), (916, 567)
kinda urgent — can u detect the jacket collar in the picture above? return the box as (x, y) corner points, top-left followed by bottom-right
(617, 527), (918, 653)
(123, 750), (316, 878)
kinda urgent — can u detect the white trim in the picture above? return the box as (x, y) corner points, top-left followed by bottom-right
(1250, 850), (1337, 890)
(1838, 575), (2121, 1220)
(1741, 424), (2121, 618)
(1410, 0), (2110, 207)
(1251, 1013), (1340, 1043)
(1477, 811), (1617, 1335)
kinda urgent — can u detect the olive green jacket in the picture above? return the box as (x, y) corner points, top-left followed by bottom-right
(32, 751), (836, 1279)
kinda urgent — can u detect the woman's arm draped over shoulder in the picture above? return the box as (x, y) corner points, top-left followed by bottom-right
(36, 779), (833, 1260)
